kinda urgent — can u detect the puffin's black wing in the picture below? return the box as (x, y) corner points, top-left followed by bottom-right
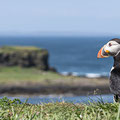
(110, 66), (120, 96)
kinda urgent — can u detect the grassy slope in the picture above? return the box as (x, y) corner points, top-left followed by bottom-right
(0, 97), (120, 120)
(0, 46), (42, 52)
(0, 66), (71, 85)
(0, 66), (108, 87)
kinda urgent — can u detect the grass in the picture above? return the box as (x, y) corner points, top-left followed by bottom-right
(0, 97), (120, 120)
(0, 66), (71, 85)
(0, 46), (48, 56)
(0, 66), (108, 87)
(0, 46), (42, 53)
(0, 66), (68, 85)
(0, 67), (112, 119)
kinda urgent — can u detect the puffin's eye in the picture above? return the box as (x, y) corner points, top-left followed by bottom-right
(109, 43), (112, 47)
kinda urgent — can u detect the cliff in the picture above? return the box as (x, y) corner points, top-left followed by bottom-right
(0, 46), (49, 70)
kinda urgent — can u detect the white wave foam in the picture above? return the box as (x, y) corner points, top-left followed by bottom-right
(60, 72), (71, 76)
(85, 73), (101, 78)
(60, 71), (108, 78)
(72, 72), (80, 76)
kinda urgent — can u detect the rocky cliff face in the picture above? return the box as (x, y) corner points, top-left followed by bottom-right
(0, 46), (49, 70)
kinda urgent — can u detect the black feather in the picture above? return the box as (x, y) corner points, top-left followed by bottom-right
(110, 52), (120, 96)
(110, 38), (120, 44)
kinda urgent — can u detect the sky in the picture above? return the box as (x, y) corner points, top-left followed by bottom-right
(0, 0), (120, 36)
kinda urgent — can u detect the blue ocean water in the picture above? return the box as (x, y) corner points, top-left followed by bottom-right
(0, 94), (113, 104)
(0, 36), (114, 77)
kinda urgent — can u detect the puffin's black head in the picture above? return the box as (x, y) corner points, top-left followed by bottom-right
(110, 38), (120, 44)
(97, 38), (120, 58)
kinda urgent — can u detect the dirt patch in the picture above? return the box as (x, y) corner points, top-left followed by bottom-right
(0, 84), (110, 96)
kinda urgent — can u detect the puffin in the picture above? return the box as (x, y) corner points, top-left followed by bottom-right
(97, 38), (120, 102)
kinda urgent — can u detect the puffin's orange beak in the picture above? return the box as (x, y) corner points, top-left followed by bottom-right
(97, 46), (109, 58)
(97, 47), (104, 58)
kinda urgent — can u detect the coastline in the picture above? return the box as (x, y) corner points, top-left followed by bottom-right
(0, 66), (110, 96)
(0, 76), (110, 96)
(0, 46), (111, 96)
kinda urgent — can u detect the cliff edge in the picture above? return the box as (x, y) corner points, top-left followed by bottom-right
(0, 46), (49, 70)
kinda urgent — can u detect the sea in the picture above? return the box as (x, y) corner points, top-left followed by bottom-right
(0, 36), (114, 78)
(0, 36), (116, 103)
(0, 94), (113, 104)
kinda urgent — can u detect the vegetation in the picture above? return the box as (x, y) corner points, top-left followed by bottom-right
(0, 66), (108, 87)
(0, 66), (71, 85)
(0, 46), (49, 70)
(0, 97), (119, 120)
(0, 46), (108, 87)
(0, 66), (63, 85)
(0, 46), (42, 53)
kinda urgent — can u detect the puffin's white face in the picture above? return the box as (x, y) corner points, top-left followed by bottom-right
(97, 41), (120, 58)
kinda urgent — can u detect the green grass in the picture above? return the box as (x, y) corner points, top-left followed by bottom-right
(0, 97), (120, 120)
(0, 46), (49, 56)
(0, 66), (108, 87)
(0, 66), (71, 85)
(0, 46), (42, 53)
